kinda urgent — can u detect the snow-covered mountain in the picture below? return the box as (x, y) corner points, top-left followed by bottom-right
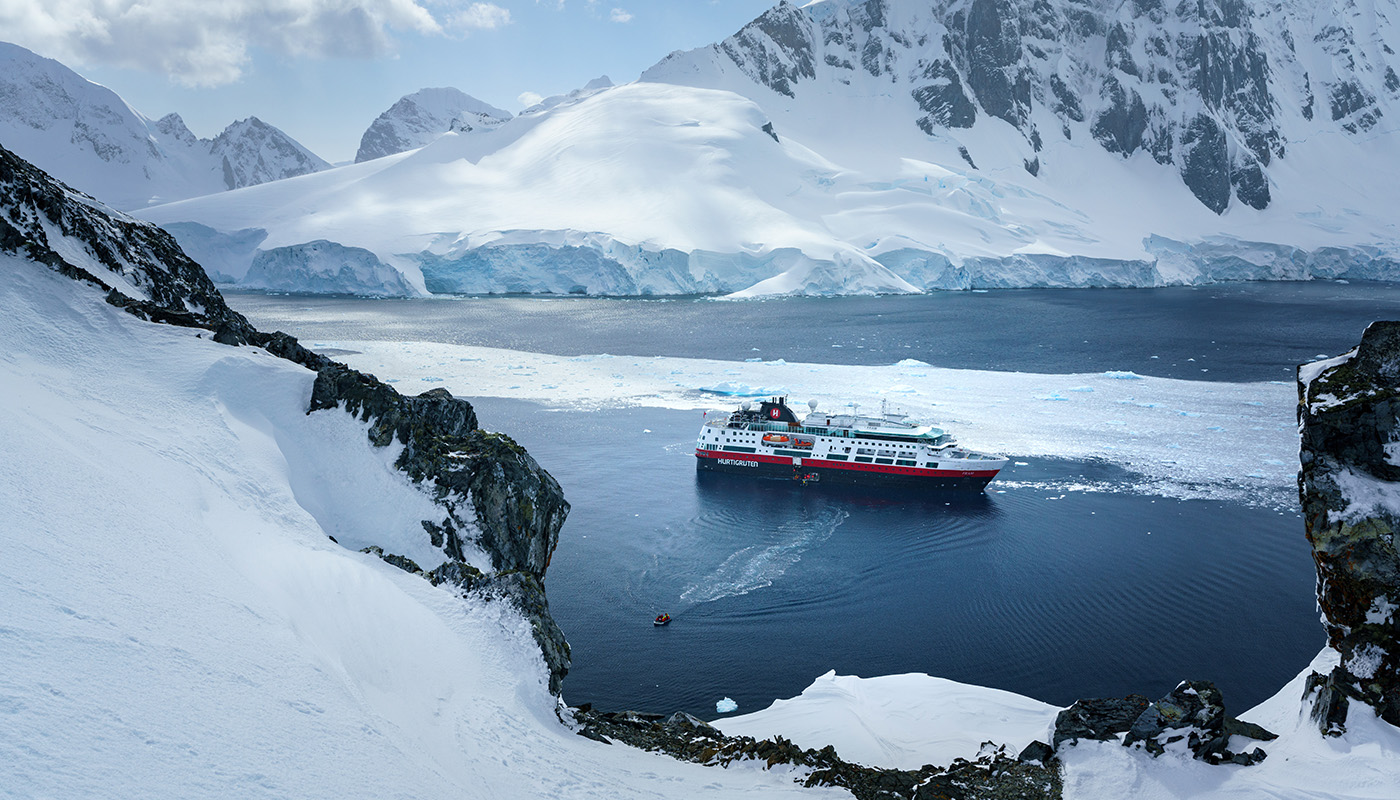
(355, 87), (513, 163)
(0, 42), (328, 209)
(643, 0), (1397, 215)
(139, 1), (1400, 297)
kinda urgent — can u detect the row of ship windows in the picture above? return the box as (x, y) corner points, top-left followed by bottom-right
(701, 444), (923, 468)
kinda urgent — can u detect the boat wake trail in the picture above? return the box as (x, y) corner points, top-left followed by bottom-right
(679, 508), (849, 606)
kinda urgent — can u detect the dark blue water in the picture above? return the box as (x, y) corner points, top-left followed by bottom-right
(230, 280), (1400, 381)
(472, 398), (1318, 718)
(225, 285), (1351, 718)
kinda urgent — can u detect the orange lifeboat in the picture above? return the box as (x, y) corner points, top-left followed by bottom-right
(762, 433), (791, 445)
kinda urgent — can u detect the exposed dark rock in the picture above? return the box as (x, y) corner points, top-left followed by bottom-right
(572, 707), (1061, 800)
(1298, 321), (1400, 731)
(1016, 739), (1055, 766)
(361, 546), (424, 575)
(1329, 80), (1381, 132)
(1049, 74), (1085, 123)
(0, 143), (255, 342)
(761, 121), (780, 142)
(1179, 113), (1230, 214)
(1024, 157), (1040, 176)
(1051, 694), (1149, 748)
(960, 0), (1030, 129)
(958, 145), (978, 169)
(1106, 22), (1140, 77)
(913, 59), (976, 131)
(1121, 681), (1271, 765)
(720, 1), (816, 98)
(1231, 153), (1271, 210)
(1092, 76), (1148, 156)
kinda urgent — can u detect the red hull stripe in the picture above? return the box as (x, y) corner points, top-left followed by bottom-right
(695, 449), (1000, 478)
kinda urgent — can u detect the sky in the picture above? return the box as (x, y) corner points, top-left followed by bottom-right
(0, 0), (779, 163)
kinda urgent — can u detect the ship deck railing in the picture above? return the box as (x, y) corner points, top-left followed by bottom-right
(705, 416), (949, 442)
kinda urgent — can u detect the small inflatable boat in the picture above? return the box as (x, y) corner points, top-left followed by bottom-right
(653, 613), (671, 626)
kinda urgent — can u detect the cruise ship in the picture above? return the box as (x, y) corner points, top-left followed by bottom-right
(695, 396), (1007, 490)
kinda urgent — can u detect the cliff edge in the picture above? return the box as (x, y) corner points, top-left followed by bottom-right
(1298, 321), (1400, 730)
(0, 141), (572, 693)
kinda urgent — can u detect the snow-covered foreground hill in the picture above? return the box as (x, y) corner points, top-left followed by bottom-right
(0, 260), (854, 799)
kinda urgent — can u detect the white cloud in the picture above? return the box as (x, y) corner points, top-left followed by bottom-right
(0, 1), (511, 87)
(517, 91), (544, 108)
(445, 2), (511, 33)
(609, 8), (633, 23)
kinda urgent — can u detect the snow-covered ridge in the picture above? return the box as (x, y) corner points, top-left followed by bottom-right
(0, 41), (328, 210)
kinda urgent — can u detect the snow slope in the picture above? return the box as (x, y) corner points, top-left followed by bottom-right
(135, 0), (1400, 297)
(0, 41), (328, 209)
(0, 258), (851, 799)
(141, 81), (918, 298)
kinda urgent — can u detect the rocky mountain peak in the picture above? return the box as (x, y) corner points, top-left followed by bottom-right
(210, 116), (329, 191)
(0, 42), (331, 208)
(355, 87), (513, 163)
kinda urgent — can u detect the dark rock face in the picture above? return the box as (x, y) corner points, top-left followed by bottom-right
(960, 0), (1030, 129)
(913, 59), (976, 131)
(1, 141), (574, 696)
(1052, 683), (1273, 765)
(1179, 113), (1230, 214)
(1091, 76), (1148, 156)
(1051, 695), (1149, 748)
(720, 2), (816, 98)
(573, 707), (1061, 800)
(1298, 321), (1400, 730)
(0, 143), (253, 340)
(1121, 681), (1270, 765)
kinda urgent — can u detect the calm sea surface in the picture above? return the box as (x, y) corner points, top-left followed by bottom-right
(227, 282), (1400, 718)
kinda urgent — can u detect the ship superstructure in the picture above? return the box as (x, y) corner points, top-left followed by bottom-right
(695, 396), (1006, 490)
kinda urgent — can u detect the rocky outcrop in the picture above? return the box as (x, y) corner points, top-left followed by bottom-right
(572, 706), (1061, 800)
(1050, 683), (1273, 765)
(1298, 321), (1400, 730)
(1121, 682), (1272, 765)
(1050, 695), (1149, 748)
(1, 141), (573, 695)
